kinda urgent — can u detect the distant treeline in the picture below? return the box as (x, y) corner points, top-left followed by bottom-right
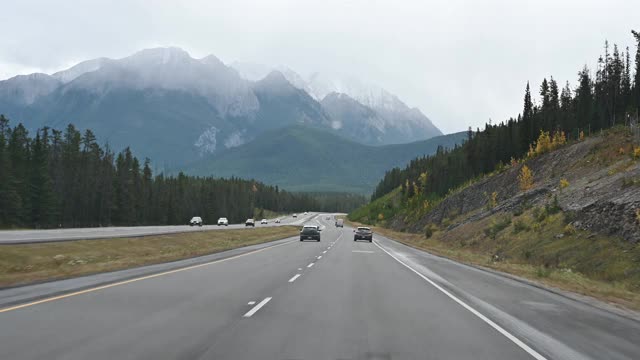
(372, 31), (640, 201)
(0, 117), (324, 228)
(302, 192), (367, 213)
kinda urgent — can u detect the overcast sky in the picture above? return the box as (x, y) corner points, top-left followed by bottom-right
(1, 0), (638, 133)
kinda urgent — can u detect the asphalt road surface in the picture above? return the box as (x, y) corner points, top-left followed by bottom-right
(1, 215), (639, 359)
(0, 213), (319, 244)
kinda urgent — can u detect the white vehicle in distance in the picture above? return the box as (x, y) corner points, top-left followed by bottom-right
(292, 214), (297, 218)
(304, 212), (308, 215)
(245, 219), (255, 227)
(261, 219), (268, 224)
(217, 217), (229, 226)
(189, 216), (203, 227)
(275, 218), (281, 223)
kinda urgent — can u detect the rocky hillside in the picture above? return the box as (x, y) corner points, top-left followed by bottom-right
(388, 127), (640, 244)
(350, 127), (640, 308)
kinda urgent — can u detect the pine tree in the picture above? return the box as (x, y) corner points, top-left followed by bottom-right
(30, 131), (54, 227)
(560, 81), (574, 133)
(549, 77), (560, 130)
(632, 30), (640, 113)
(521, 82), (534, 152)
(8, 124), (31, 225)
(539, 78), (551, 131)
(610, 44), (623, 124)
(622, 46), (632, 116)
(576, 66), (594, 134)
(0, 115), (19, 227)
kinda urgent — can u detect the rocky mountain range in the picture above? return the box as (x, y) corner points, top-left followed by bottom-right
(0, 47), (442, 168)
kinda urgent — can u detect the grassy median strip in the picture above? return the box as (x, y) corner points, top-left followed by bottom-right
(0, 226), (298, 288)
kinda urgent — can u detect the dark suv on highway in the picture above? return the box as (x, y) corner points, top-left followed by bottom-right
(354, 227), (373, 242)
(300, 225), (321, 242)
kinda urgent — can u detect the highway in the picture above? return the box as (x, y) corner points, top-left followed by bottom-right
(0, 213), (317, 244)
(1, 215), (639, 359)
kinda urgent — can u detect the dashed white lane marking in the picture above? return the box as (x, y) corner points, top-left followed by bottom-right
(373, 241), (547, 360)
(298, 268), (303, 271)
(317, 256), (322, 259)
(288, 274), (301, 283)
(307, 262), (315, 268)
(248, 301), (256, 305)
(352, 250), (375, 253)
(243, 297), (272, 318)
(322, 250), (327, 254)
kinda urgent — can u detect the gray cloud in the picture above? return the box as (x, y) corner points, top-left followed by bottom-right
(1, 0), (638, 133)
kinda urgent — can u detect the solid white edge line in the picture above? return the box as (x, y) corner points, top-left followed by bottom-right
(307, 262), (314, 268)
(243, 297), (272, 317)
(288, 274), (301, 283)
(373, 241), (547, 360)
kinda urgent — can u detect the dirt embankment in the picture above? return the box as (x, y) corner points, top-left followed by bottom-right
(391, 129), (640, 244)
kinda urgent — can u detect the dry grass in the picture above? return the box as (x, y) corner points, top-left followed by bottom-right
(0, 226), (298, 287)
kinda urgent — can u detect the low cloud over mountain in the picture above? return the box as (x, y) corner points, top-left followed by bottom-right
(0, 47), (442, 169)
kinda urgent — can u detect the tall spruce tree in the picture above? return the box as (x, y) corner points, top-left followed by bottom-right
(0, 115), (18, 226)
(632, 30), (640, 113)
(30, 131), (54, 227)
(521, 82), (534, 151)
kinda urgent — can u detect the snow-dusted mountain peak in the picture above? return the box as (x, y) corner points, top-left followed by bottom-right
(124, 47), (192, 66)
(52, 58), (111, 83)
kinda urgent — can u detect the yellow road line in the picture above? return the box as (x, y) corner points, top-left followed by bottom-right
(0, 239), (296, 314)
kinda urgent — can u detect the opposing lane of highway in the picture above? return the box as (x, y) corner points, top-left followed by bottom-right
(0, 213), (320, 244)
(1, 215), (639, 359)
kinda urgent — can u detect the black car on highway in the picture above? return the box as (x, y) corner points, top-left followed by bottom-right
(354, 227), (373, 242)
(300, 225), (321, 242)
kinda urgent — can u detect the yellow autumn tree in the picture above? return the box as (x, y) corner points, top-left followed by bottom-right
(535, 130), (552, 154)
(518, 165), (534, 191)
(418, 172), (428, 189)
(551, 131), (566, 147)
(412, 181), (420, 197)
(559, 178), (569, 189)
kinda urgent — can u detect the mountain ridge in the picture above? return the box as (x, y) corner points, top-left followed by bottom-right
(185, 124), (466, 193)
(0, 47), (444, 173)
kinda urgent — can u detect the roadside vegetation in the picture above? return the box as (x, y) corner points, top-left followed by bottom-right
(0, 226), (298, 287)
(349, 30), (640, 311)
